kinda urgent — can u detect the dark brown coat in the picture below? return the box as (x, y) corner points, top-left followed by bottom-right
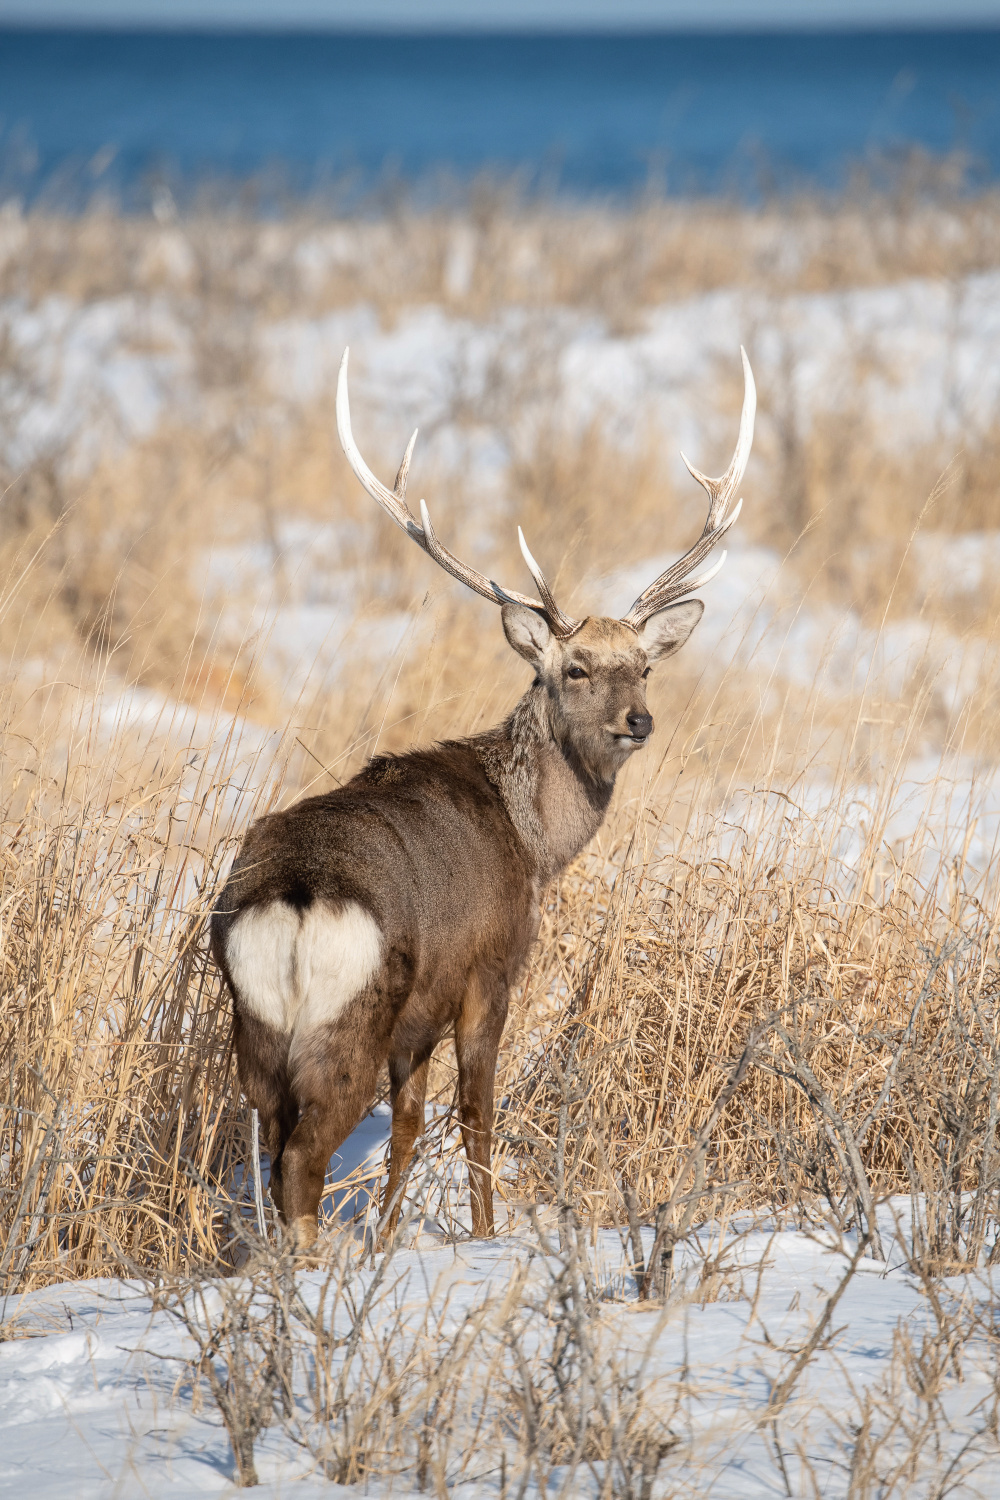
(211, 607), (701, 1250)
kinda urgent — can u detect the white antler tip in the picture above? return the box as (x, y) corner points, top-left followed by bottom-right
(336, 348), (354, 447)
(739, 345), (757, 410)
(518, 525), (539, 572)
(690, 550), (727, 590)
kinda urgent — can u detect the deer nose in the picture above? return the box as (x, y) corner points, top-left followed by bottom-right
(626, 712), (653, 740)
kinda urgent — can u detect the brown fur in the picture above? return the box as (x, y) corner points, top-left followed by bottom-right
(211, 603), (703, 1249)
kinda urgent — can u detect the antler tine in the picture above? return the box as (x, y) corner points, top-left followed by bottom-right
(518, 528), (579, 637)
(393, 427), (418, 500)
(337, 346), (569, 623)
(416, 502), (580, 628)
(680, 347), (757, 524)
(622, 348), (755, 628)
(337, 348), (424, 539)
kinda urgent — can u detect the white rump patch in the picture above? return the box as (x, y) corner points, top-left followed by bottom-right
(225, 900), (382, 1048)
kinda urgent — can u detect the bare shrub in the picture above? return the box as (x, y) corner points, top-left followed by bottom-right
(491, 783), (1000, 1254)
(0, 657), (291, 1286)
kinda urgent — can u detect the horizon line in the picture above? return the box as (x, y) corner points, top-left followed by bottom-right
(4, 16), (1000, 31)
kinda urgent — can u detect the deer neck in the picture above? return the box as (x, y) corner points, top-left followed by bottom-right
(476, 685), (614, 883)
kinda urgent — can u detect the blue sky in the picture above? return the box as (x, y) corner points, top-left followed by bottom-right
(4, 1), (1000, 28)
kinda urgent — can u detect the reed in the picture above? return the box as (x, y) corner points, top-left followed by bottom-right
(2, 570), (998, 1288)
(3, 182), (1000, 1295)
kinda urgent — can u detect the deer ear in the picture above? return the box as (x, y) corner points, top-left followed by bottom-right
(502, 603), (552, 664)
(637, 600), (704, 663)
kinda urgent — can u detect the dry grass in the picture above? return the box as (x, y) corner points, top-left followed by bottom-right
(494, 768), (1000, 1257)
(6, 188), (1000, 707)
(3, 189), (1000, 1496)
(2, 183), (1000, 1308)
(3, 571), (999, 1290)
(4, 154), (1000, 318)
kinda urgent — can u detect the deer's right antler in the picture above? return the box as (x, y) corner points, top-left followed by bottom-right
(336, 348), (580, 637)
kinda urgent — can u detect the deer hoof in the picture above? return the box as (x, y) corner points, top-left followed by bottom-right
(286, 1216), (322, 1263)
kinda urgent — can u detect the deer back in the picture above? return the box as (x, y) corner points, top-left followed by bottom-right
(212, 739), (541, 1047)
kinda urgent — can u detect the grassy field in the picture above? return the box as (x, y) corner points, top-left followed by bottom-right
(2, 182), (1000, 1494)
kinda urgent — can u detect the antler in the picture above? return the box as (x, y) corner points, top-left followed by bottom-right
(336, 348), (580, 636)
(621, 347), (756, 629)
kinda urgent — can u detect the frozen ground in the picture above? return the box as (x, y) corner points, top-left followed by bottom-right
(198, 504), (998, 734)
(1, 1201), (997, 1498)
(6, 270), (1000, 477)
(6, 268), (1000, 722)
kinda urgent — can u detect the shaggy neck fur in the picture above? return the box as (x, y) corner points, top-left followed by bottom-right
(475, 683), (615, 883)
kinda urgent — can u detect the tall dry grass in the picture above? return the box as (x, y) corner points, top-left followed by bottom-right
(6, 180), (1000, 700)
(4, 560), (1000, 1289)
(3, 153), (1000, 317)
(3, 182), (1000, 1299)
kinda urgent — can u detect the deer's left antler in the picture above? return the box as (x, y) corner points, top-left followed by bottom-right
(620, 347), (756, 628)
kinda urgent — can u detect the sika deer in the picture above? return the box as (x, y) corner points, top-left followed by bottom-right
(211, 347), (755, 1253)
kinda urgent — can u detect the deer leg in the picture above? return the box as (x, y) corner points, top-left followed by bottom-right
(256, 1099), (298, 1220)
(233, 1011), (296, 1218)
(455, 972), (509, 1238)
(280, 1024), (382, 1255)
(379, 1052), (431, 1243)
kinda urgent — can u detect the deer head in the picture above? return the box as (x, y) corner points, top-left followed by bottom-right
(336, 346), (755, 783)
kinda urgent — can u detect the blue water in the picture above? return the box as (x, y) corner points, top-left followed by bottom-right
(2, 27), (999, 205)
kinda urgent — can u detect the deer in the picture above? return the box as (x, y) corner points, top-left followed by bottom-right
(211, 345), (755, 1255)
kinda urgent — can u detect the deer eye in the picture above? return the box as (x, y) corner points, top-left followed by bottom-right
(642, 667), (651, 679)
(567, 666), (588, 680)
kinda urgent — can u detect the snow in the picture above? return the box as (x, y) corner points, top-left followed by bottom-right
(1, 293), (192, 472)
(2, 1202), (997, 1497)
(711, 756), (1000, 914)
(92, 682), (291, 842)
(8, 267), (1000, 478)
(913, 530), (1000, 598)
(321, 1102), (392, 1222)
(7, 267), (1000, 721)
(258, 272), (1000, 460)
